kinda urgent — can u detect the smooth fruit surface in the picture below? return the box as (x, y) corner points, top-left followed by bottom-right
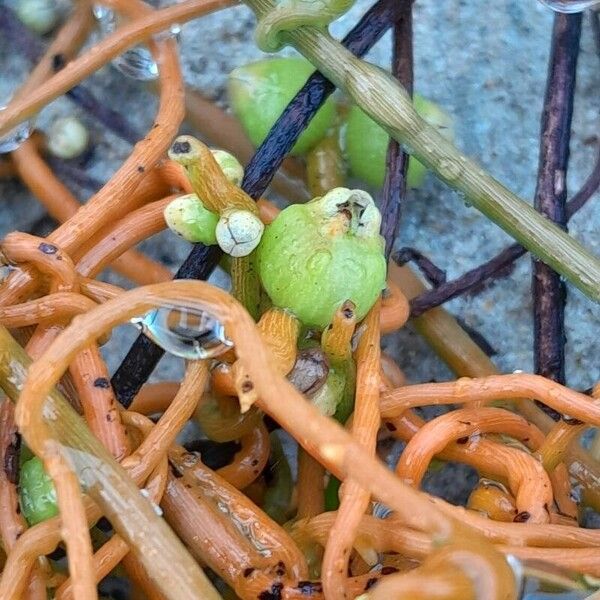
(345, 94), (453, 188)
(228, 58), (336, 156)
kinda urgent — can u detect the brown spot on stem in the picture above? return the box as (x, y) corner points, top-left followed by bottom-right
(514, 511), (531, 523)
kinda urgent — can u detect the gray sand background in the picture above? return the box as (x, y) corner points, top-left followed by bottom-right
(1, 0), (599, 502)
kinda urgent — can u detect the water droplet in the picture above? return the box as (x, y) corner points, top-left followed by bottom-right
(112, 47), (159, 81)
(371, 502), (393, 519)
(504, 554), (524, 595)
(131, 304), (233, 360)
(168, 23), (182, 37)
(538, 0), (600, 12)
(0, 107), (32, 153)
(92, 3), (180, 81)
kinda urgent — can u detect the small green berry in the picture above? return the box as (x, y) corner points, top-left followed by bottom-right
(16, 0), (60, 34)
(47, 116), (89, 159)
(19, 456), (58, 526)
(210, 149), (244, 186)
(228, 58), (336, 156)
(344, 94), (454, 188)
(164, 194), (219, 245)
(257, 187), (386, 328)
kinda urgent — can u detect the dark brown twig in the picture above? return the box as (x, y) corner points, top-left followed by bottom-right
(532, 12), (581, 387)
(379, 1), (413, 260)
(393, 247), (446, 287)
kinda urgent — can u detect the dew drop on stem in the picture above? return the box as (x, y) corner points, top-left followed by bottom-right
(130, 304), (233, 360)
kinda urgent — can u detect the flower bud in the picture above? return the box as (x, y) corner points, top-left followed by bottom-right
(19, 456), (58, 525)
(47, 116), (89, 159)
(215, 209), (265, 257)
(164, 193), (219, 245)
(16, 0), (60, 34)
(210, 149), (244, 186)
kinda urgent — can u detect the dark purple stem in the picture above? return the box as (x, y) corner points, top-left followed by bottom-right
(379, 1), (413, 260)
(407, 13), (600, 321)
(394, 247), (446, 287)
(532, 13), (581, 387)
(46, 156), (105, 191)
(111, 0), (405, 407)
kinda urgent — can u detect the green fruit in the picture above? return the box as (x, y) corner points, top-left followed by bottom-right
(16, 0), (60, 35)
(257, 187), (386, 329)
(19, 457), (58, 526)
(211, 149), (244, 186)
(344, 94), (454, 188)
(164, 194), (219, 245)
(228, 58), (336, 156)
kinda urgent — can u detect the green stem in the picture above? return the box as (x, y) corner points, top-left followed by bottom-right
(0, 326), (221, 600)
(244, 0), (600, 302)
(231, 255), (261, 320)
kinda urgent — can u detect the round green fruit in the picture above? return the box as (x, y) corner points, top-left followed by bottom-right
(228, 58), (336, 156)
(16, 0), (60, 34)
(257, 187), (386, 329)
(19, 456), (58, 526)
(344, 94), (454, 188)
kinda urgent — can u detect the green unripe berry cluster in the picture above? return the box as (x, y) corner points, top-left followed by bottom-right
(228, 58), (453, 188)
(344, 95), (454, 188)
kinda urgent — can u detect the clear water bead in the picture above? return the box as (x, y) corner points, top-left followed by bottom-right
(371, 502), (393, 519)
(131, 305), (233, 360)
(0, 107), (32, 154)
(92, 3), (179, 81)
(538, 0), (600, 12)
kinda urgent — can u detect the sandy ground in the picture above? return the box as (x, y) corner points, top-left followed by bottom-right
(1, 1), (599, 503)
